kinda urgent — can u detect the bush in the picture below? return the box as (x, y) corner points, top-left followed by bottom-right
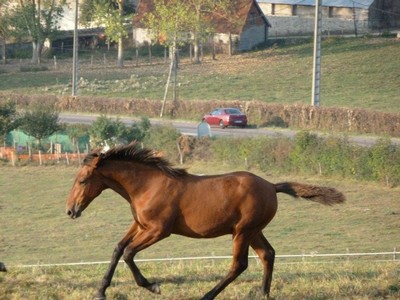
(143, 124), (181, 163)
(368, 138), (400, 186)
(20, 65), (49, 72)
(288, 131), (321, 174)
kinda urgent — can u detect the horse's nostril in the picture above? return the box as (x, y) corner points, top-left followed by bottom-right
(67, 210), (72, 216)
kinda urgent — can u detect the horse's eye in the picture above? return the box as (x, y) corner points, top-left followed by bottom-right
(79, 178), (88, 185)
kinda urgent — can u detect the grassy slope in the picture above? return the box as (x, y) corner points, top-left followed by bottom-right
(0, 37), (399, 112)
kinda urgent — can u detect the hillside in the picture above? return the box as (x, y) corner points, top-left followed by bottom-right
(0, 37), (399, 113)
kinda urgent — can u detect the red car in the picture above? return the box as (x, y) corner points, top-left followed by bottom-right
(202, 108), (248, 128)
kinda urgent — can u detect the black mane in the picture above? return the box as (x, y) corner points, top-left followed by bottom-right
(84, 143), (188, 178)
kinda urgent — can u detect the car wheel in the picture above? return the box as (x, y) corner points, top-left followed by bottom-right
(219, 120), (225, 129)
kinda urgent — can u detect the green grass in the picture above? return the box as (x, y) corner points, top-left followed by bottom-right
(0, 37), (399, 112)
(1, 162), (399, 299)
(1, 164), (399, 266)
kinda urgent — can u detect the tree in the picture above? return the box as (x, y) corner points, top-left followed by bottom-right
(80, 0), (135, 68)
(9, 0), (66, 64)
(124, 116), (151, 142)
(144, 0), (193, 48)
(19, 103), (61, 149)
(186, 0), (214, 64)
(0, 101), (20, 145)
(0, 0), (12, 64)
(143, 0), (193, 116)
(214, 0), (242, 56)
(89, 115), (151, 148)
(66, 123), (90, 152)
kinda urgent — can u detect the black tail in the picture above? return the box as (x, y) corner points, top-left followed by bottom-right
(275, 182), (345, 206)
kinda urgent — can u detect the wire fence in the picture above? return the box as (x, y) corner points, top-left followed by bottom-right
(17, 248), (399, 269)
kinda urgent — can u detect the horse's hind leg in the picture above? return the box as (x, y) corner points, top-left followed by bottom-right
(95, 222), (139, 299)
(250, 232), (275, 298)
(201, 233), (250, 300)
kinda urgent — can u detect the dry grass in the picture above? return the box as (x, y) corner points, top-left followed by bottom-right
(1, 260), (399, 299)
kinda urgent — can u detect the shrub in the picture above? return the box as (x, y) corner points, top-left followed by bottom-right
(143, 124), (181, 163)
(368, 138), (400, 186)
(288, 131), (321, 174)
(20, 65), (49, 72)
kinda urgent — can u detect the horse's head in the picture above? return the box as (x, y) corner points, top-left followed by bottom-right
(66, 153), (105, 219)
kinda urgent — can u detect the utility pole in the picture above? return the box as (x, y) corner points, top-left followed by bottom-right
(72, 0), (79, 97)
(311, 0), (322, 107)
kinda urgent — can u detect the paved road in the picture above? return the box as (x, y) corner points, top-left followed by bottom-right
(59, 113), (399, 147)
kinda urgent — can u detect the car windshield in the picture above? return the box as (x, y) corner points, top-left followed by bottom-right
(225, 108), (242, 115)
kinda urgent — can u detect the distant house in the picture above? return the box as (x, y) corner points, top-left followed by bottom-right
(257, 0), (400, 37)
(133, 0), (271, 52)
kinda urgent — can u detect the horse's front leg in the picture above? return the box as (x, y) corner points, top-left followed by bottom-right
(95, 222), (139, 300)
(122, 226), (169, 295)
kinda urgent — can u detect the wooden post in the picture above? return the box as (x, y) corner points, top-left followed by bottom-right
(77, 147), (82, 165)
(11, 152), (15, 167)
(148, 43), (152, 65)
(39, 150), (42, 165)
(135, 47), (139, 66)
(176, 141), (183, 165)
(65, 152), (70, 165)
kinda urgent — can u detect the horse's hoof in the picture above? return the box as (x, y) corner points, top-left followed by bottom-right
(248, 287), (272, 299)
(147, 282), (161, 294)
(93, 292), (106, 300)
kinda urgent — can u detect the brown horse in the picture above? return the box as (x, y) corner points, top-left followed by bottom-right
(65, 143), (345, 300)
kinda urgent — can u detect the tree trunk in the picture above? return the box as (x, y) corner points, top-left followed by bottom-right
(117, 0), (124, 68)
(193, 37), (200, 64)
(1, 37), (6, 64)
(228, 32), (233, 57)
(211, 35), (216, 60)
(117, 36), (124, 68)
(31, 41), (42, 64)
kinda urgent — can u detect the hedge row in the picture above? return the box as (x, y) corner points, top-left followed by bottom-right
(140, 126), (400, 187)
(3, 93), (400, 137)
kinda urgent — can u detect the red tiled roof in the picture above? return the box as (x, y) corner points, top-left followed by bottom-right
(133, 0), (270, 34)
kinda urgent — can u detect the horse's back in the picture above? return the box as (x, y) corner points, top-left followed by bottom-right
(172, 171), (278, 238)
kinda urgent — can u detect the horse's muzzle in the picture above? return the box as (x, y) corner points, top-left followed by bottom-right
(66, 205), (82, 219)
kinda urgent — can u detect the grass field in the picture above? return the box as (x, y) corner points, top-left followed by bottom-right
(1, 261), (399, 299)
(1, 158), (399, 299)
(1, 36), (399, 299)
(1, 164), (399, 266)
(0, 37), (399, 113)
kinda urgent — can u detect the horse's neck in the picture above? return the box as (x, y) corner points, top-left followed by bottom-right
(101, 161), (164, 201)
